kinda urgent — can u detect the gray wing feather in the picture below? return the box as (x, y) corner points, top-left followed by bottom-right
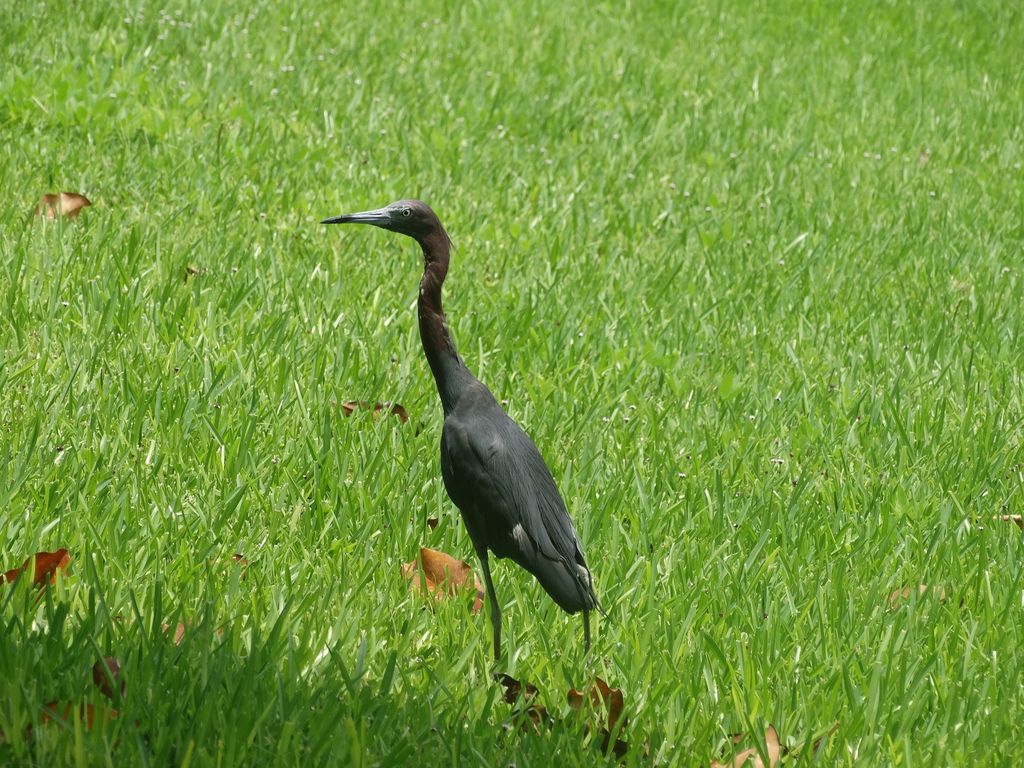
(441, 404), (596, 612)
(444, 413), (574, 557)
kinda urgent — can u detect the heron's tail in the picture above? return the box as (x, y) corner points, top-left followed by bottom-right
(515, 551), (596, 615)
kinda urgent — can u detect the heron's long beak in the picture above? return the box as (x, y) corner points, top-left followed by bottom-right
(321, 207), (392, 226)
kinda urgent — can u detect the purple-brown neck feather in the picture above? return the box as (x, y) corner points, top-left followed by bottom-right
(416, 226), (471, 413)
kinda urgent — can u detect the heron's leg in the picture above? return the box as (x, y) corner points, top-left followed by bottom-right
(583, 609), (591, 653)
(477, 549), (501, 661)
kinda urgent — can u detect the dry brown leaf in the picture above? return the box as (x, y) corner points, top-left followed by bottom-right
(231, 553), (249, 579)
(568, 677), (625, 732)
(36, 193), (91, 219)
(496, 673), (540, 705)
(996, 514), (1023, 530)
(887, 584), (947, 609)
(712, 725), (781, 768)
(568, 676), (629, 756)
(602, 733), (629, 759)
(39, 702), (118, 730)
(161, 620), (227, 645)
(401, 547), (484, 613)
(2, 549), (71, 587)
(341, 400), (409, 423)
(594, 677), (625, 733)
(162, 622), (188, 645)
(379, 402), (409, 422)
(495, 673), (550, 730)
(92, 656), (125, 700)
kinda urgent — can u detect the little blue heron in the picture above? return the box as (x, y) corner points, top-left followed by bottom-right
(323, 199), (598, 660)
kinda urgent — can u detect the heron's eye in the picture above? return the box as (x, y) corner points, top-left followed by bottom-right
(401, 207), (412, 217)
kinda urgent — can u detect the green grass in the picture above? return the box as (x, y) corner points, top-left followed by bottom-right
(2, 0), (1024, 764)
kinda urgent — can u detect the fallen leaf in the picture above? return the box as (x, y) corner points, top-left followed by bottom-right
(996, 514), (1023, 530)
(569, 677), (625, 731)
(712, 725), (781, 768)
(568, 677), (629, 756)
(495, 673), (550, 729)
(161, 620), (226, 645)
(887, 584), (947, 609)
(231, 553), (249, 579)
(379, 402), (409, 422)
(2, 549), (71, 587)
(162, 622), (188, 645)
(602, 733), (629, 759)
(39, 702), (118, 730)
(341, 400), (409, 423)
(401, 547), (484, 613)
(92, 657), (125, 700)
(35, 192), (91, 219)
(593, 677), (625, 732)
(496, 673), (539, 705)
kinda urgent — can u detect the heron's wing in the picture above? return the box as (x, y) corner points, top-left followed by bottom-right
(442, 406), (582, 566)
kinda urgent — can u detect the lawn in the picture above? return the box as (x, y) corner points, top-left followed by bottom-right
(2, 0), (1024, 764)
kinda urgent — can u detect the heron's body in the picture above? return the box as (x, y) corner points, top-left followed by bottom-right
(441, 382), (594, 615)
(323, 199), (597, 659)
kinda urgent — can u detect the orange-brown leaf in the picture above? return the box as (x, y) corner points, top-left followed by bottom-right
(887, 584), (947, 609)
(377, 402), (409, 423)
(568, 677), (629, 756)
(495, 673), (550, 730)
(568, 676), (625, 732)
(161, 620), (226, 645)
(162, 622), (188, 645)
(1, 549), (71, 587)
(92, 657), (125, 700)
(517, 702), (550, 730)
(496, 673), (539, 705)
(341, 400), (409, 423)
(402, 547), (484, 613)
(36, 193), (91, 219)
(39, 702), (118, 730)
(712, 725), (781, 768)
(594, 677), (625, 732)
(231, 553), (249, 579)
(601, 731), (629, 759)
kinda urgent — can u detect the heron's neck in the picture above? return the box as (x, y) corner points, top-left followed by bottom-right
(418, 230), (471, 413)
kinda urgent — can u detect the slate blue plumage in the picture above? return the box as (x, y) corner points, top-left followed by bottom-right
(324, 199), (597, 660)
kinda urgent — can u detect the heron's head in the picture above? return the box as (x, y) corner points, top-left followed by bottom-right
(321, 199), (442, 243)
